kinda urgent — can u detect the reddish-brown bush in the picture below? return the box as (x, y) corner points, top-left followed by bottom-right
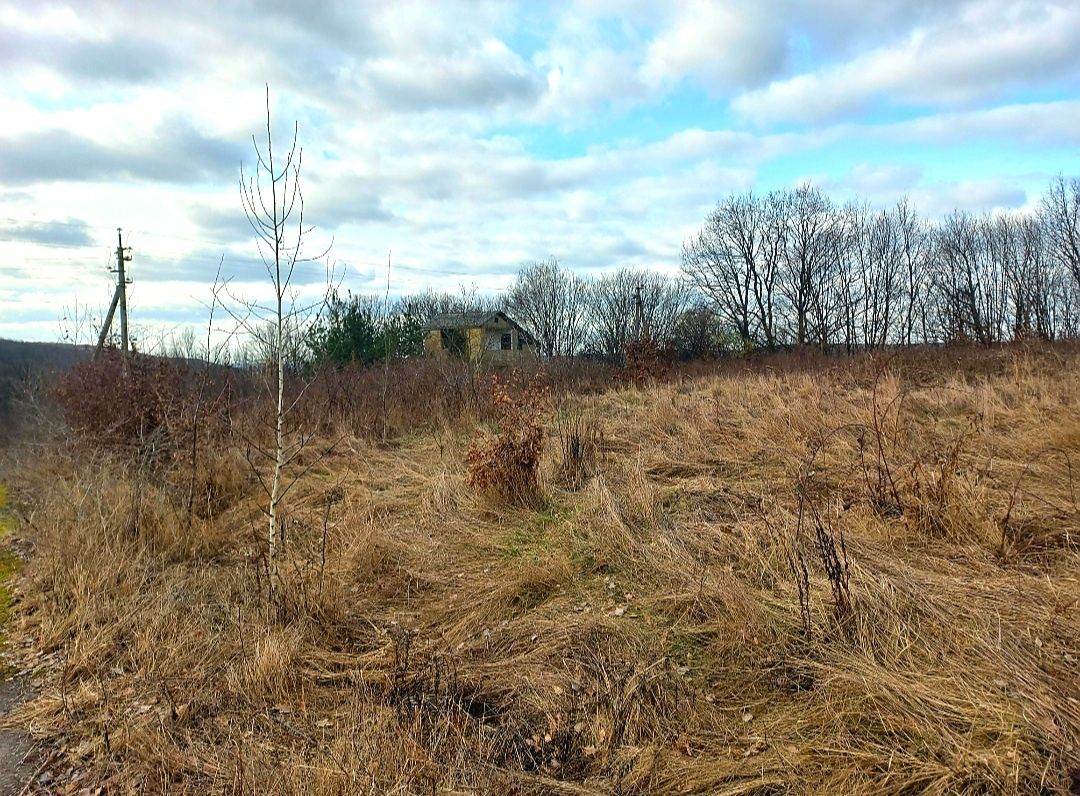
(619, 336), (672, 384)
(52, 348), (188, 447)
(466, 375), (548, 502)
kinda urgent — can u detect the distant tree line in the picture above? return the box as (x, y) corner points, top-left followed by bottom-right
(269, 263), (705, 369)
(682, 177), (1080, 350)
(216, 176), (1080, 370)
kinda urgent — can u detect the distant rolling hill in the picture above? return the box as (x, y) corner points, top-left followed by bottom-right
(0, 338), (93, 436)
(0, 338), (94, 372)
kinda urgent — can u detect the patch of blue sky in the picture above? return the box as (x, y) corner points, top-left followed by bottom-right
(499, 86), (735, 160)
(494, 124), (596, 160)
(753, 134), (1077, 202)
(503, 11), (554, 61)
(623, 85), (735, 141)
(24, 89), (105, 112)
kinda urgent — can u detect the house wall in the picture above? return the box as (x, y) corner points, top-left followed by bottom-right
(423, 329), (442, 355)
(424, 316), (538, 363)
(467, 327), (484, 359)
(423, 326), (483, 359)
(481, 317), (538, 363)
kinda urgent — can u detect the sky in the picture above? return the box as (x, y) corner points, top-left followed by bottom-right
(1, 0), (1079, 344)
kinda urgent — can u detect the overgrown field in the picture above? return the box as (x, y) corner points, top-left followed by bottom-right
(2, 346), (1079, 794)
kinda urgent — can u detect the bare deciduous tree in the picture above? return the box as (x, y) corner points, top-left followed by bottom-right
(1042, 175), (1080, 291)
(505, 257), (590, 357)
(781, 184), (844, 348)
(586, 268), (693, 361)
(681, 191), (784, 349)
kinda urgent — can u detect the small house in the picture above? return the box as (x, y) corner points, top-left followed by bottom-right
(422, 311), (538, 363)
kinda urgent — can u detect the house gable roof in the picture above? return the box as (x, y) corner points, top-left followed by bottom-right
(422, 310), (531, 335)
(422, 311), (498, 330)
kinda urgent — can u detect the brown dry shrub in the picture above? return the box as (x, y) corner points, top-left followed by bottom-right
(301, 356), (498, 438)
(619, 337), (672, 385)
(52, 348), (187, 448)
(466, 375), (548, 503)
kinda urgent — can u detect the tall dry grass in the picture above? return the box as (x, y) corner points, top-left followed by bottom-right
(1, 344), (1078, 794)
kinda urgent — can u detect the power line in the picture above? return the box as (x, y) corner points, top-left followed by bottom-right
(1, 214), (512, 280)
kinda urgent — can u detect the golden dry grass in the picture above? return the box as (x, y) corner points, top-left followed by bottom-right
(2, 345), (1079, 794)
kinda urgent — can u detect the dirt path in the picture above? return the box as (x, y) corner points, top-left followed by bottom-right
(0, 675), (32, 795)
(0, 486), (34, 795)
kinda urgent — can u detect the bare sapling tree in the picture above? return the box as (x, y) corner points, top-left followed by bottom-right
(185, 259), (227, 533)
(220, 86), (333, 600)
(60, 299), (105, 347)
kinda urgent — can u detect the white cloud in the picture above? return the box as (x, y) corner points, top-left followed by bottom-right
(365, 38), (540, 112)
(873, 99), (1080, 146)
(911, 179), (1029, 216)
(642, 1), (788, 91)
(529, 12), (649, 122)
(734, 0), (1080, 124)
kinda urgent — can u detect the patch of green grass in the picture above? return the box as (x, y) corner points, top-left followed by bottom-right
(569, 537), (598, 573)
(503, 502), (570, 560)
(0, 484), (21, 662)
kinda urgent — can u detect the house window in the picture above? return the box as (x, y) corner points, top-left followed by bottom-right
(501, 332), (513, 350)
(441, 328), (467, 357)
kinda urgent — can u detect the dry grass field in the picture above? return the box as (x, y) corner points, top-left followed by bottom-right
(2, 345), (1079, 795)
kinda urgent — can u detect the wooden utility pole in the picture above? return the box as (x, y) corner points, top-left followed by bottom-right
(94, 229), (132, 358)
(633, 280), (646, 341)
(117, 228), (130, 353)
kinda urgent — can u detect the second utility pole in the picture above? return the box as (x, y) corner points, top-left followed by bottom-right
(93, 228), (133, 358)
(115, 228), (131, 353)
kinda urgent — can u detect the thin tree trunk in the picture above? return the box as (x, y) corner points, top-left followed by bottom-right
(268, 96), (283, 598)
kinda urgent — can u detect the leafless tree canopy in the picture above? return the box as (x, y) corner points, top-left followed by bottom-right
(505, 257), (591, 357)
(585, 268), (694, 361)
(1042, 175), (1080, 292)
(683, 182), (1080, 350)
